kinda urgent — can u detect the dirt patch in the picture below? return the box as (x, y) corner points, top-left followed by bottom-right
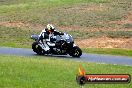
(0, 21), (85, 31)
(0, 21), (29, 28)
(0, 21), (131, 32)
(109, 19), (132, 25)
(0, 21), (43, 30)
(75, 37), (132, 49)
(0, 21), (83, 31)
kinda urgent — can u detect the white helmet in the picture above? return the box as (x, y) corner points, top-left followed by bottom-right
(46, 24), (55, 32)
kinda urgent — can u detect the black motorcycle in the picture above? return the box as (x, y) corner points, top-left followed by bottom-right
(31, 33), (82, 57)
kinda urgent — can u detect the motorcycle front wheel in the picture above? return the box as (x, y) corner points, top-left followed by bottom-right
(69, 46), (82, 57)
(32, 42), (44, 55)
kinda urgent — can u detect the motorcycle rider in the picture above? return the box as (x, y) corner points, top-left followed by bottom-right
(38, 24), (64, 52)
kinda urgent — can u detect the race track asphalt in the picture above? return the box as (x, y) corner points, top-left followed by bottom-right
(0, 47), (132, 66)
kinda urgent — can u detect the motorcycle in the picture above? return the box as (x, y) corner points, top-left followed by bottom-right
(31, 33), (82, 57)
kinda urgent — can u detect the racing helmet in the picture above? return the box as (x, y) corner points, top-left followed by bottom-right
(46, 24), (55, 33)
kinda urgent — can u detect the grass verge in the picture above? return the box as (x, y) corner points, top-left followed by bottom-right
(0, 55), (132, 88)
(83, 48), (132, 57)
(0, 26), (38, 48)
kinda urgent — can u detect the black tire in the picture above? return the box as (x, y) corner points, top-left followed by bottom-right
(69, 46), (82, 57)
(32, 42), (44, 55)
(76, 76), (86, 85)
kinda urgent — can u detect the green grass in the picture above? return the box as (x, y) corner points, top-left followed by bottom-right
(124, 23), (132, 28)
(0, 55), (132, 88)
(0, 1), (132, 88)
(0, 0), (132, 32)
(69, 30), (132, 39)
(0, 26), (38, 48)
(0, 0), (132, 33)
(0, 0), (131, 28)
(0, 0), (109, 5)
(83, 48), (132, 57)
